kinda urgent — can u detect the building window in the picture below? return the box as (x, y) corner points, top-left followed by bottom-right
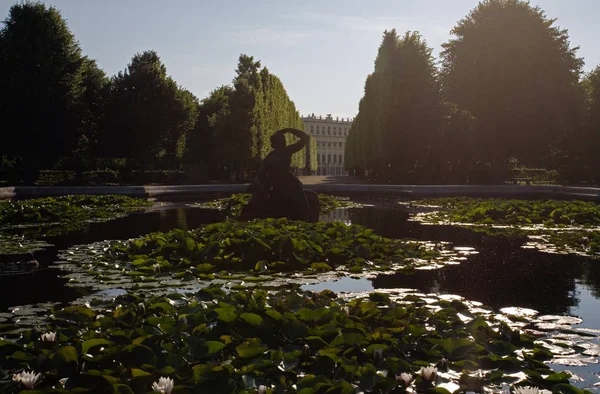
(322, 154), (326, 163)
(339, 154), (343, 164)
(317, 155), (320, 164)
(310, 125), (314, 132)
(328, 142), (331, 147)
(327, 127), (331, 135)
(333, 155), (337, 164)
(316, 126), (320, 134)
(328, 154), (331, 164)
(340, 142), (343, 148)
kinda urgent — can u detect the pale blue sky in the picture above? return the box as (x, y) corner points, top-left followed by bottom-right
(2, 0), (598, 118)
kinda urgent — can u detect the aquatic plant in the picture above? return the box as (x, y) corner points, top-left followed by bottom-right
(408, 198), (600, 258)
(195, 193), (362, 217)
(411, 198), (600, 227)
(0, 195), (153, 227)
(0, 287), (592, 393)
(0, 195), (153, 255)
(526, 231), (600, 257)
(105, 218), (448, 275)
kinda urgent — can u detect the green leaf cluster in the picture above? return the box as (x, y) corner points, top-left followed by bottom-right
(0, 195), (152, 228)
(0, 287), (589, 393)
(0, 195), (152, 254)
(105, 218), (442, 276)
(414, 198), (600, 227)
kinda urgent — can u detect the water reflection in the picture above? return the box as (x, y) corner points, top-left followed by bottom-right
(0, 206), (223, 310)
(348, 204), (600, 317)
(3, 199), (600, 323)
(319, 208), (351, 224)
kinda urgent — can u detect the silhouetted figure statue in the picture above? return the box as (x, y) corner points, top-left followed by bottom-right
(240, 128), (320, 222)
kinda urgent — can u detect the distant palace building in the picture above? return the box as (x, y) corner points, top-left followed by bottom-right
(301, 113), (352, 176)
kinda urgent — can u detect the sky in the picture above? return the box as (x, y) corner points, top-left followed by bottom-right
(1, 0), (599, 119)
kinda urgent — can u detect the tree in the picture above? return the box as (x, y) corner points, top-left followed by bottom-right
(100, 50), (198, 169)
(345, 30), (442, 182)
(0, 1), (88, 179)
(225, 54), (264, 176)
(441, 0), (585, 169)
(185, 85), (234, 179)
(69, 57), (109, 173)
(576, 67), (600, 183)
(207, 54), (314, 180)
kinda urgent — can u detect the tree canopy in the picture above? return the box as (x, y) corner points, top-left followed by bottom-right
(0, 1), (96, 176)
(99, 50), (198, 170)
(441, 0), (585, 167)
(345, 30), (442, 182)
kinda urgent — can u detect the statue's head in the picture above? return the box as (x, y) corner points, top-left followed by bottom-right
(270, 132), (286, 150)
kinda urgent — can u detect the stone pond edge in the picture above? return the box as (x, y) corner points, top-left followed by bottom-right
(1, 184), (599, 201)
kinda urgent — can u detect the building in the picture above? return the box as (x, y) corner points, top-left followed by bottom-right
(301, 113), (352, 176)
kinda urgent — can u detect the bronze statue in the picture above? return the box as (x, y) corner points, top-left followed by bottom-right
(240, 128), (320, 222)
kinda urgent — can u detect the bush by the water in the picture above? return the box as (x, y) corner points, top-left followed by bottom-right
(0, 286), (586, 393)
(414, 198), (600, 227)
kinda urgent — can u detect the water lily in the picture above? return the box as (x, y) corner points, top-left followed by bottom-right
(152, 377), (174, 394)
(302, 344), (311, 361)
(257, 385), (267, 394)
(12, 370), (42, 389)
(420, 366), (437, 382)
(513, 387), (539, 394)
(373, 348), (384, 362)
(435, 357), (449, 372)
(396, 372), (413, 387)
(342, 306), (350, 316)
(40, 331), (56, 342)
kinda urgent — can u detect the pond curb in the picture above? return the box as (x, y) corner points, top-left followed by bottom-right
(0, 184), (599, 201)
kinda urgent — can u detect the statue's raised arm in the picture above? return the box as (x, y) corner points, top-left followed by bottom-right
(279, 128), (309, 155)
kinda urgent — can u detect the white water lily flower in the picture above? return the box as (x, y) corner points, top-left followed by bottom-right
(514, 387), (539, 394)
(420, 366), (437, 382)
(257, 385), (267, 394)
(396, 372), (413, 387)
(12, 370), (42, 389)
(40, 331), (56, 342)
(152, 377), (174, 394)
(373, 348), (384, 362)
(342, 306), (350, 316)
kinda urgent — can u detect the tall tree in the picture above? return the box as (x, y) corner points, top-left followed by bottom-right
(100, 50), (198, 169)
(441, 0), (585, 169)
(209, 54), (315, 180)
(185, 85), (234, 179)
(577, 67), (600, 183)
(70, 57), (109, 172)
(226, 54), (263, 176)
(345, 30), (442, 182)
(0, 1), (87, 178)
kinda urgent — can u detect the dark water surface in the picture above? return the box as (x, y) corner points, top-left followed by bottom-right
(2, 198), (600, 323)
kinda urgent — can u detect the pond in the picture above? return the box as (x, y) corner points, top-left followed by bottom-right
(1, 196), (600, 392)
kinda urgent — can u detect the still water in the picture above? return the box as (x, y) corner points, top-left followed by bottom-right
(1, 197), (600, 328)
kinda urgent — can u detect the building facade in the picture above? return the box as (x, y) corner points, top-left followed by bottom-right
(301, 113), (352, 176)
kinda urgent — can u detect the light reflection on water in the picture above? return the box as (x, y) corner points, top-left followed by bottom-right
(1, 199), (600, 389)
